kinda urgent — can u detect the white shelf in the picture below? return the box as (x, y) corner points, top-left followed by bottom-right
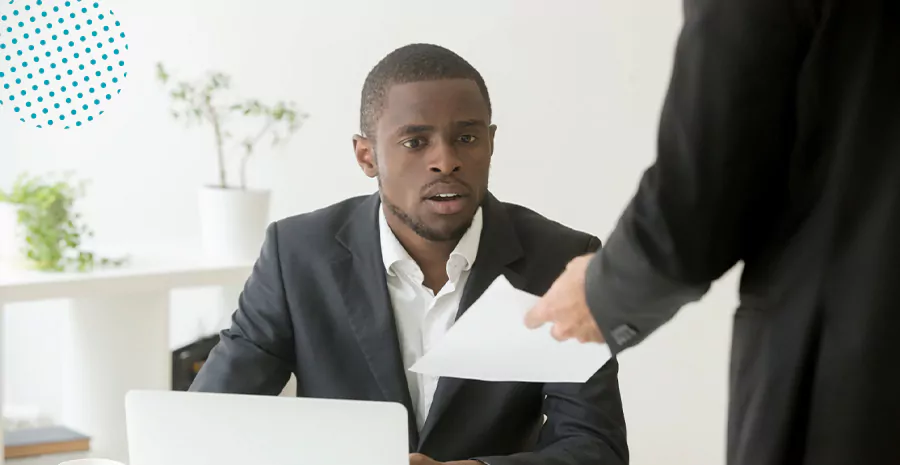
(0, 256), (254, 465)
(0, 255), (254, 303)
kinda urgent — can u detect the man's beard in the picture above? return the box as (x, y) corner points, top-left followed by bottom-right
(382, 194), (472, 242)
(378, 176), (475, 242)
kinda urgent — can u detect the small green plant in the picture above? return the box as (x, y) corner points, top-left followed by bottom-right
(155, 62), (309, 190)
(0, 173), (126, 272)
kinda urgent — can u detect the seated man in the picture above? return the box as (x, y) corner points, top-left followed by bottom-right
(191, 43), (628, 465)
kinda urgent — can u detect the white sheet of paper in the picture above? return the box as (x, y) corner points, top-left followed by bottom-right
(409, 276), (611, 383)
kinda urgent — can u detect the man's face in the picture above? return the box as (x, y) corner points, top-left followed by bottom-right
(354, 79), (496, 242)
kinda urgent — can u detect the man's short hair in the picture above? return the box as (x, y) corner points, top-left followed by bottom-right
(359, 43), (492, 137)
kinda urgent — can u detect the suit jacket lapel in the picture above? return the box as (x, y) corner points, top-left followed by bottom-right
(334, 194), (419, 449)
(418, 194), (525, 448)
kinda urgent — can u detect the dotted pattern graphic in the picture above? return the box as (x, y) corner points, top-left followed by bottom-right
(0, 0), (129, 128)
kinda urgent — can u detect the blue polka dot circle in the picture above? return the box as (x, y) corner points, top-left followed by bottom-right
(0, 0), (129, 129)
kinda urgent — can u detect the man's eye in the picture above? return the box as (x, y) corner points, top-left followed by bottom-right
(458, 134), (478, 144)
(402, 138), (424, 149)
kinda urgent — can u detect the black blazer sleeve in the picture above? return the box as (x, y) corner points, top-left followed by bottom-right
(585, 0), (816, 354)
(190, 222), (295, 394)
(476, 237), (629, 465)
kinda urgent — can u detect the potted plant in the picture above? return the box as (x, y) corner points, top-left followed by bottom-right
(155, 63), (308, 261)
(0, 173), (126, 272)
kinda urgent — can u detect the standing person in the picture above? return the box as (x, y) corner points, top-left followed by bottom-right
(525, 1), (900, 464)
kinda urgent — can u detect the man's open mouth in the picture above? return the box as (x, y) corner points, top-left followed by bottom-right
(427, 193), (465, 202)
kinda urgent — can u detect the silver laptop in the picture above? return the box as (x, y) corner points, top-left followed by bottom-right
(124, 390), (408, 465)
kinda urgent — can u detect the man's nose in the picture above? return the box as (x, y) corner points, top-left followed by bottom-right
(428, 142), (462, 174)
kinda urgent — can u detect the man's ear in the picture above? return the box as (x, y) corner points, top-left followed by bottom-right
(353, 135), (378, 178)
(488, 124), (498, 157)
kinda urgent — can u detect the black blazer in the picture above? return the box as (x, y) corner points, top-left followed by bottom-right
(584, 1), (900, 465)
(191, 193), (628, 465)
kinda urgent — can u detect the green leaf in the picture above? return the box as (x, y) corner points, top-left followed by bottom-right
(1, 173), (124, 272)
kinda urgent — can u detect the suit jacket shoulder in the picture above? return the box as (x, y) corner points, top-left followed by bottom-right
(498, 201), (602, 293)
(271, 195), (371, 259)
(502, 201), (601, 251)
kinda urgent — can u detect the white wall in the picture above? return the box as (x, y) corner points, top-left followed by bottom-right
(2, 1), (735, 464)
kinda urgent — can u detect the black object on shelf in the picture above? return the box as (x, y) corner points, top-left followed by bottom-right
(172, 334), (220, 391)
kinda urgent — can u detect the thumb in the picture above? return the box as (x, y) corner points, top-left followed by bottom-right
(524, 300), (552, 329)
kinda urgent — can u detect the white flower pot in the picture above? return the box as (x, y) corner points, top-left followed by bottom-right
(197, 186), (271, 262)
(0, 202), (25, 265)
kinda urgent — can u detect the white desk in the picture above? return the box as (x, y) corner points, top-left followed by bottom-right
(0, 258), (254, 464)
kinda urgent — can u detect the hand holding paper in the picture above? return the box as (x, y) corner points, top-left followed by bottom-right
(524, 253), (606, 343)
(409, 275), (610, 383)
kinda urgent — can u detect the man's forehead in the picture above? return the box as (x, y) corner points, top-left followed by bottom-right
(380, 79), (489, 126)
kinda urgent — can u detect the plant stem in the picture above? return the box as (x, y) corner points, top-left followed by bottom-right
(239, 153), (250, 190)
(238, 119), (274, 190)
(205, 98), (227, 189)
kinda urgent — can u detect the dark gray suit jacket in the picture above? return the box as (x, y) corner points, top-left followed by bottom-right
(585, 1), (900, 464)
(191, 193), (628, 465)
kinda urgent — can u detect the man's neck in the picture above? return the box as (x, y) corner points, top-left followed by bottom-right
(385, 213), (457, 292)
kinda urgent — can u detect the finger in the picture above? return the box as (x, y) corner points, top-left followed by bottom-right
(589, 325), (606, 344)
(576, 321), (605, 344)
(524, 301), (552, 329)
(575, 327), (600, 344)
(550, 322), (573, 341)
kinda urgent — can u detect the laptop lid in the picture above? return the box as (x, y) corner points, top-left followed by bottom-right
(124, 390), (408, 465)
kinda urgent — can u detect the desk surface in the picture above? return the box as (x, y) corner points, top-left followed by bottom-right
(0, 257), (254, 303)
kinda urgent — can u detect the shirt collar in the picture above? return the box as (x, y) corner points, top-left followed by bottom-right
(379, 205), (483, 281)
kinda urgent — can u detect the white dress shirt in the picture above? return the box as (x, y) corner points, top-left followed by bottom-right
(378, 206), (483, 431)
